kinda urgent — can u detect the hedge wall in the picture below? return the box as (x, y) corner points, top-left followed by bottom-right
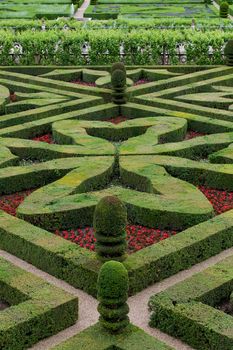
(0, 29), (232, 65)
(0, 256), (78, 349)
(149, 255), (233, 350)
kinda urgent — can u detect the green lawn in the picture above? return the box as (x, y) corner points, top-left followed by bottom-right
(0, 0), (73, 19)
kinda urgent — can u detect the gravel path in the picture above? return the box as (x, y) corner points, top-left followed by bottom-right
(1, 247), (233, 349)
(74, 0), (90, 20)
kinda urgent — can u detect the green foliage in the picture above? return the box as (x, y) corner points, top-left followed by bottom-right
(111, 69), (126, 89)
(224, 39), (233, 65)
(97, 261), (130, 333)
(94, 196), (127, 262)
(0, 29), (231, 65)
(149, 255), (233, 350)
(52, 322), (173, 350)
(0, 256), (78, 349)
(111, 69), (127, 104)
(111, 62), (126, 74)
(220, 1), (229, 17)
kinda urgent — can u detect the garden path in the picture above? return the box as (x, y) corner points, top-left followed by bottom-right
(1, 247), (233, 349)
(74, 0), (91, 20)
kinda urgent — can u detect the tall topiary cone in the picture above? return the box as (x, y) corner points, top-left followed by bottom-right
(224, 39), (233, 66)
(94, 196), (127, 262)
(97, 261), (130, 333)
(111, 62), (127, 105)
(220, 1), (229, 18)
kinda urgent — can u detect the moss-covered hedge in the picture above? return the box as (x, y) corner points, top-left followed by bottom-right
(149, 255), (233, 350)
(52, 322), (173, 350)
(0, 256), (78, 350)
(1, 209), (233, 296)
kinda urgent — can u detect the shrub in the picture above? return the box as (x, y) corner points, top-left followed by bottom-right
(97, 261), (130, 333)
(220, 2), (229, 18)
(111, 69), (127, 105)
(111, 62), (126, 74)
(94, 196), (127, 262)
(224, 39), (233, 65)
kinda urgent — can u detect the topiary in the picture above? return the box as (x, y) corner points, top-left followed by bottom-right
(111, 69), (127, 105)
(94, 196), (127, 262)
(97, 261), (130, 333)
(220, 1), (229, 18)
(224, 39), (233, 66)
(111, 62), (126, 74)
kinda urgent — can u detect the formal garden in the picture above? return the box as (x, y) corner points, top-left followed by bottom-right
(0, 0), (232, 349)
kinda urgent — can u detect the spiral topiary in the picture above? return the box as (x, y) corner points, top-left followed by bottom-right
(97, 261), (130, 333)
(111, 62), (126, 74)
(111, 69), (127, 105)
(220, 1), (229, 18)
(224, 39), (233, 66)
(94, 196), (127, 262)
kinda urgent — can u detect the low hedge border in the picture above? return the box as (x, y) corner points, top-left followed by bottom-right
(52, 322), (173, 350)
(149, 254), (233, 350)
(0, 208), (233, 296)
(0, 256), (78, 350)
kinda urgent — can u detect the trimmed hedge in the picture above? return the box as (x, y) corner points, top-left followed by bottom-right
(0, 256), (78, 349)
(1, 209), (233, 296)
(52, 322), (173, 350)
(149, 255), (233, 350)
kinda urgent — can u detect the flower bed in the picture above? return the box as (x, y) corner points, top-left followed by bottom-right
(55, 225), (178, 254)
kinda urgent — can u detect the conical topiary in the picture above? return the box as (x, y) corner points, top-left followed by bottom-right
(111, 69), (127, 104)
(111, 61), (126, 74)
(220, 1), (229, 18)
(97, 261), (130, 333)
(94, 196), (127, 262)
(224, 39), (233, 66)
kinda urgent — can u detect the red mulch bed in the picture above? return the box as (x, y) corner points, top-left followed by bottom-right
(70, 80), (96, 87)
(32, 134), (54, 144)
(186, 131), (207, 139)
(134, 79), (150, 86)
(0, 190), (34, 216)
(105, 116), (128, 124)
(198, 186), (233, 214)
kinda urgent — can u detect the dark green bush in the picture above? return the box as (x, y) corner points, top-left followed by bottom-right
(111, 69), (127, 89)
(224, 39), (233, 65)
(97, 261), (130, 333)
(111, 70), (127, 105)
(220, 2), (229, 18)
(94, 196), (127, 262)
(111, 62), (126, 74)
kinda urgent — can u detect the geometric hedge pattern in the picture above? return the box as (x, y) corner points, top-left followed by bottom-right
(0, 65), (233, 348)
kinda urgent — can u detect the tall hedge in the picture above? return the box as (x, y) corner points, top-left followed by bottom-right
(0, 29), (231, 65)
